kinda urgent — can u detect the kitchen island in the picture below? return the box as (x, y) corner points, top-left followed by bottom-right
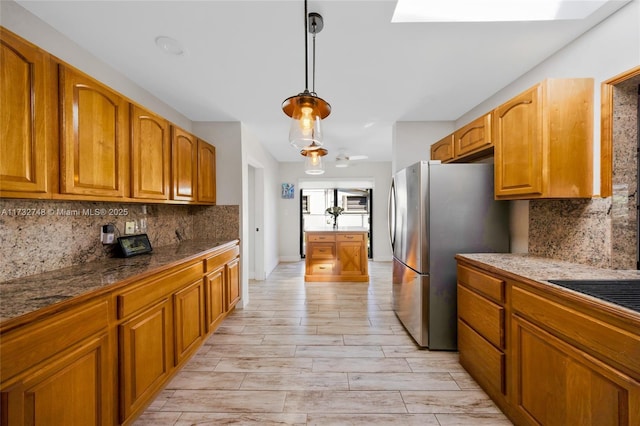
(455, 253), (640, 426)
(305, 227), (369, 282)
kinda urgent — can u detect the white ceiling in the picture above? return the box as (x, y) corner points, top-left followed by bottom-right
(15, 0), (630, 162)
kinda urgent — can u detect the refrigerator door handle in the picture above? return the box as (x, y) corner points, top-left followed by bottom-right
(388, 177), (396, 250)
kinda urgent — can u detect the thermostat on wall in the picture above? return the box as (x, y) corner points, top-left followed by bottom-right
(117, 234), (153, 257)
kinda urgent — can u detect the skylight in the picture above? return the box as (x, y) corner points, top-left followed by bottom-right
(392, 0), (614, 22)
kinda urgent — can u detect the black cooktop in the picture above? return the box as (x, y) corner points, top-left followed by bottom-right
(547, 280), (640, 313)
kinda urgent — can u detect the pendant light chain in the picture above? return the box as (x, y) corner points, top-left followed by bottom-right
(311, 30), (316, 95)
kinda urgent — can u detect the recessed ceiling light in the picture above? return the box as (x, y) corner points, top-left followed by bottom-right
(155, 36), (184, 56)
(392, 0), (615, 22)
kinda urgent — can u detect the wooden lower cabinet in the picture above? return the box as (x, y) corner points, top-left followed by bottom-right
(0, 299), (114, 426)
(457, 265), (507, 408)
(226, 257), (240, 311)
(119, 299), (172, 422)
(456, 258), (640, 426)
(205, 265), (226, 332)
(0, 241), (240, 426)
(173, 280), (205, 365)
(513, 315), (638, 426)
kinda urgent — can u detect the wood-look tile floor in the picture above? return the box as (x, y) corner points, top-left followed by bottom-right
(134, 261), (513, 425)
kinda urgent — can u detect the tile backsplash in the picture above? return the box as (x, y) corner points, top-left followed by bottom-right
(528, 198), (612, 268)
(0, 199), (239, 282)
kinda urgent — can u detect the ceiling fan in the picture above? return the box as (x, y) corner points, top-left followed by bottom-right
(335, 151), (369, 168)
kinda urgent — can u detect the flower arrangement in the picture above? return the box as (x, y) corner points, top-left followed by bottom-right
(325, 206), (344, 228)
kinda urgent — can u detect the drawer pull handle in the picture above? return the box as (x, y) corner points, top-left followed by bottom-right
(345, 236), (354, 239)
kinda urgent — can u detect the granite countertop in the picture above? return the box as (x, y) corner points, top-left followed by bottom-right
(457, 253), (640, 317)
(305, 226), (369, 232)
(0, 239), (237, 323)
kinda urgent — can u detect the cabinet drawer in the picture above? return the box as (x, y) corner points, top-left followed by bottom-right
(0, 299), (109, 382)
(309, 262), (335, 275)
(336, 233), (364, 242)
(308, 243), (335, 259)
(117, 262), (203, 319)
(204, 245), (240, 272)
(457, 265), (504, 303)
(308, 234), (335, 242)
(458, 285), (504, 348)
(458, 319), (505, 396)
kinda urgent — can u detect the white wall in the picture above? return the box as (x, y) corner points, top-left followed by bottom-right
(392, 121), (455, 173)
(193, 122), (280, 307)
(1, 0), (191, 129)
(278, 161), (393, 262)
(241, 125), (281, 280)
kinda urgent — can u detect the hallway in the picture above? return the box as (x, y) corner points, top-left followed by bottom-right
(133, 261), (511, 425)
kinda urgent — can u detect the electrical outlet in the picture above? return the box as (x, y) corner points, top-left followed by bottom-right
(101, 224), (115, 244)
(125, 221), (135, 235)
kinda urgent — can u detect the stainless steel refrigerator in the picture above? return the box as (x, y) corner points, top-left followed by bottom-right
(388, 161), (509, 349)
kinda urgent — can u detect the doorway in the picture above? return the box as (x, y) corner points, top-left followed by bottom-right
(247, 163), (265, 280)
(299, 187), (373, 259)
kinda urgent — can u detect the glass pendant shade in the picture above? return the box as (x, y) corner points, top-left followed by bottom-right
(304, 151), (325, 175)
(301, 144), (328, 175)
(283, 92), (331, 150)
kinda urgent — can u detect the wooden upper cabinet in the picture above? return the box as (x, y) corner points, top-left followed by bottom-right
(171, 127), (197, 202)
(494, 78), (593, 200)
(494, 85), (542, 198)
(59, 65), (129, 198)
(454, 113), (492, 158)
(130, 105), (170, 200)
(0, 28), (53, 198)
(430, 134), (454, 162)
(197, 139), (216, 204)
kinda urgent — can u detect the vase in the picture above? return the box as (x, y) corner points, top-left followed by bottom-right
(332, 216), (338, 228)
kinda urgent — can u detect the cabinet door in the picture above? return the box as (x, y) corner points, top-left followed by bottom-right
(494, 85), (543, 198)
(59, 66), (129, 197)
(0, 29), (52, 197)
(454, 113), (492, 158)
(171, 127), (197, 201)
(197, 139), (216, 204)
(226, 257), (240, 311)
(205, 266), (226, 332)
(130, 104), (170, 200)
(119, 299), (172, 422)
(174, 280), (205, 365)
(512, 315), (638, 426)
(337, 240), (365, 276)
(430, 134), (454, 162)
(1, 333), (112, 426)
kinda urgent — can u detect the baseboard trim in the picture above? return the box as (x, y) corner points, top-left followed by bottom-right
(279, 256), (303, 262)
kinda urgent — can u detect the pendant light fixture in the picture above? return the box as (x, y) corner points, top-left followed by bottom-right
(301, 142), (328, 175)
(282, 0), (331, 151)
